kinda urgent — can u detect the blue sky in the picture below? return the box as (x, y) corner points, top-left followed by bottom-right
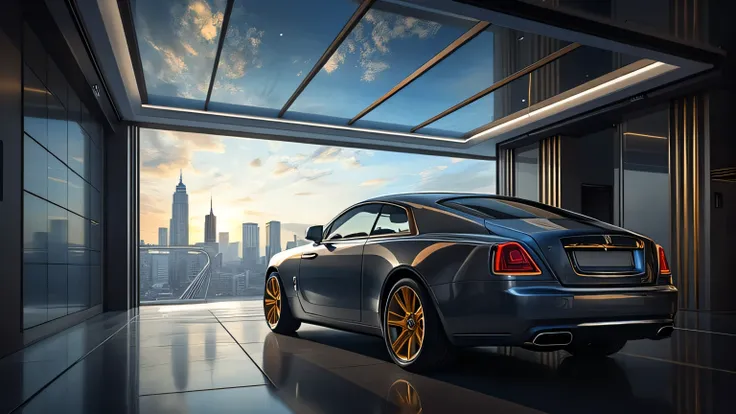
(139, 129), (496, 253)
(131, 0), (546, 138)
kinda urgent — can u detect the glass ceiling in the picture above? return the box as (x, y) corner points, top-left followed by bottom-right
(129, 0), (650, 140)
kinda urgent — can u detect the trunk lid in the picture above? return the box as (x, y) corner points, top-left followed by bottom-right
(485, 218), (657, 286)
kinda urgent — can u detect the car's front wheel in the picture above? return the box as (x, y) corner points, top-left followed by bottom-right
(382, 278), (450, 372)
(566, 339), (627, 357)
(264, 273), (301, 334)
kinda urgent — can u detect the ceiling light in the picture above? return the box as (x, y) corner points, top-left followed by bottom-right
(469, 61), (676, 142)
(623, 132), (667, 139)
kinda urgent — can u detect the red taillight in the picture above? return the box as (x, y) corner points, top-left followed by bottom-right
(493, 242), (542, 276)
(657, 245), (671, 275)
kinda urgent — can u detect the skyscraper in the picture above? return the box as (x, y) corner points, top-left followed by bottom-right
(219, 232), (229, 259)
(169, 170), (189, 246)
(242, 223), (259, 268)
(158, 227), (168, 246)
(204, 196), (216, 243)
(266, 221), (281, 263)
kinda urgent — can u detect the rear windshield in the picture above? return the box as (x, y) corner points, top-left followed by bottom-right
(440, 197), (581, 220)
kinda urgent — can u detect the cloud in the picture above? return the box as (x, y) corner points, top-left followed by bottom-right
(181, 42), (198, 56)
(417, 162), (496, 193)
(437, 165), (447, 171)
(360, 178), (390, 187)
(218, 25), (263, 80)
(451, 158), (464, 164)
(184, 1), (224, 42)
(250, 158), (262, 167)
(323, 10), (441, 82)
(273, 161), (297, 176)
(146, 39), (187, 75)
(235, 196), (254, 203)
(324, 49), (346, 74)
(140, 129), (225, 178)
(243, 209), (264, 217)
(311, 146), (342, 163)
(294, 192), (313, 196)
(301, 170), (332, 182)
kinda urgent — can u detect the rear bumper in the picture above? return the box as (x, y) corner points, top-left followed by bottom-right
(430, 281), (678, 346)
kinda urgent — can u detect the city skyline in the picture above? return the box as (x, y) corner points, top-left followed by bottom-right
(140, 128), (496, 254)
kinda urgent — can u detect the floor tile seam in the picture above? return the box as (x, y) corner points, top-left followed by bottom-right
(8, 315), (135, 413)
(139, 383), (269, 398)
(619, 352), (736, 375)
(674, 327), (736, 337)
(210, 310), (277, 387)
(125, 340), (240, 349)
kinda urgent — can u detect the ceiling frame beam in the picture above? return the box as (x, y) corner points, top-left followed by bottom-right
(347, 20), (490, 125)
(204, 0), (236, 111)
(277, 0), (377, 118)
(410, 42), (582, 133)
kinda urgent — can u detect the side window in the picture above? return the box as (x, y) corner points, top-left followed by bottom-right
(371, 205), (411, 236)
(325, 204), (381, 241)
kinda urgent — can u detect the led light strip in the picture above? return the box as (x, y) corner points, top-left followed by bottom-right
(140, 104), (467, 143)
(141, 61), (675, 145)
(468, 61), (676, 142)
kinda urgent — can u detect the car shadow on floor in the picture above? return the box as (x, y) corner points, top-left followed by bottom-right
(278, 328), (674, 414)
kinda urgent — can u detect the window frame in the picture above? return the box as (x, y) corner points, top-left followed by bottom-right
(323, 201), (417, 242)
(369, 204), (414, 239)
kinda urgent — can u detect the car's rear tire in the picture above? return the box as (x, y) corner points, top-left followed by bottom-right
(382, 278), (451, 372)
(264, 273), (301, 334)
(566, 339), (627, 357)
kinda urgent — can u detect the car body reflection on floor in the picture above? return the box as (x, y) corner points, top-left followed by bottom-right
(5, 301), (735, 414)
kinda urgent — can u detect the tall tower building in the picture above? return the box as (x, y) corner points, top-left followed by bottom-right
(265, 221), (281, 263)
(219, 232), (229, 257)
(169, 170), (189, 246)
(158, 227), (168, 246)
(242, 223), (259, 268)
(204, 196), (216, 244)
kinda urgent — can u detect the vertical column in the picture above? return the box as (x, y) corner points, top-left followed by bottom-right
(539, 136), (562, 207)
(669, 96), (707, 310)
(0, 0), (23, 358)
(497, 147), (514, 196)
(105, 124), (139, 312)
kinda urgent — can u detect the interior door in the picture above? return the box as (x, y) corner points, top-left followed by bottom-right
(297, 204), (380, 321)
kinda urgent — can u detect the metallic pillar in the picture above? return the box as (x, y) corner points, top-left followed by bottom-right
(669, 96), (707, 310)
(497, 147), (515, 196)
(539, 136), (562, 207)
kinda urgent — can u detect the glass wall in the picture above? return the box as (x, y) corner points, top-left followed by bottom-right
(22, 26), (104, 329)
(515, 142), (539, 201)
(139, 128), (495, 303)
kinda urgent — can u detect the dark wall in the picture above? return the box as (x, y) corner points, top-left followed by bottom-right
(560, 129), (616, 214)
(0, 0), (24, 358)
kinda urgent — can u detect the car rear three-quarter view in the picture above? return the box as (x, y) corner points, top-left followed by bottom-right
(263, 193), (678, 372)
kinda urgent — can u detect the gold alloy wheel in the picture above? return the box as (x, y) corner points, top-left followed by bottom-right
(264, 276), (281, 328)
(386, 286), (425, 362)
(387, 379), (422, 414)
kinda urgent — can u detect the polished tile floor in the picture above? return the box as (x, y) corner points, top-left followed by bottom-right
(2, 302), (734, 413)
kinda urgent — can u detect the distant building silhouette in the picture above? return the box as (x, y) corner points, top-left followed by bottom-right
(242, 223), (259, 268)
(219, 232), (229, 259)
(158, 227), (168, 246)
(204, 196), (216, 243)
(170, 170), (189, 246)
(266, 221), (281, 263)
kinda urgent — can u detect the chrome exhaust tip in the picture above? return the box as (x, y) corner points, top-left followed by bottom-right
(656, 325), (674, 338)
(532, 331), (573, 347)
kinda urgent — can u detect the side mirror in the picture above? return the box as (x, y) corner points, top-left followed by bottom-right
(305, 225), (323, 244)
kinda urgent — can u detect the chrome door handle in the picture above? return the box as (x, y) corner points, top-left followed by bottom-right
(301, 253), (318, 259)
